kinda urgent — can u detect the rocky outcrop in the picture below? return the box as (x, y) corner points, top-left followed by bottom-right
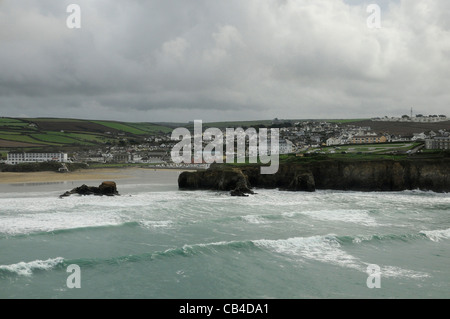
(178, 158), (450, 194)
(287, 171), (316, 192)
(179, 168), (255, 196)
(60, 181), (119, 198)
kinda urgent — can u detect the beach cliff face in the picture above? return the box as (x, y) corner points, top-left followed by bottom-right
(178, 159), (450, 193)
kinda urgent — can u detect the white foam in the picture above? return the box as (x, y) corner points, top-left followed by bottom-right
(351, 235), (374, 244)
(254, 235), (432, 280)
(254, 235), (361, 270)
(0, 257), (64, 276)
(297, 209), (378, 226)
(241, 215), (267, 224)
(380, 265), (430, 279)
(0, 211), (124, 235)
(139, 220), (173, 229)
(420, 228), (450, 242)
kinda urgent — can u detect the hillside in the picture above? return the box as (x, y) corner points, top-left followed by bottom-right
(1, 117), (448, 152)
(0, 117), (174, 149)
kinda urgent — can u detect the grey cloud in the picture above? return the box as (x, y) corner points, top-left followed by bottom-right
(0, 0), (449, 122)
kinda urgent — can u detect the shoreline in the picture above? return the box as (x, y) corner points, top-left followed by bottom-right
(0, 167), (187, 184)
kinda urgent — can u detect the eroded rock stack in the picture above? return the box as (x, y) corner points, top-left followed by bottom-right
(60, 181), (119, 198)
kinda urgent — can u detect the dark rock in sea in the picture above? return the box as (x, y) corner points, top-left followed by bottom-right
(179, 167), (256, 197)
(287, 171), (316, 192)
(60, 181), (119, 198)
(230, 178), (255, 197)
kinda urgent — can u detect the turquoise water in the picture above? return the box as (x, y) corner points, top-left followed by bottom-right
(0, 170), (449, 299)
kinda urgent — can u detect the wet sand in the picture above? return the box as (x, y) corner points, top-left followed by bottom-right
(0, 168), (134, 184)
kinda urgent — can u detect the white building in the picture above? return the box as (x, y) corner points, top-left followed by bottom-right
(425, 137), (450, 150)
(279, 139), (293, 154)
(411, 132), (427, 141)
(7, 152), (68, 165)
(326, 137), (342, 146)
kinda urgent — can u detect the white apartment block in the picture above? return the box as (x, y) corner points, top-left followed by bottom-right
(425, 137), (450, 150)
(7, 152), (68, 165)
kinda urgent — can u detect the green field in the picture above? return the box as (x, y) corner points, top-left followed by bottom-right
(0, 117), (178, 149)
(62, 132), (116, 144)
(0, 131), (21, 135)
(0, 134), (45, 144)
(127, 122), (174, 134)
(0, 118), (30, 127)
(92, 121), (149, 135)
(0, 130), (112, 147)
(23, 118), (87, 122)
(203, 120), (273, 128)
(0, 118), (26, 123)
(31, 133), (94, 145)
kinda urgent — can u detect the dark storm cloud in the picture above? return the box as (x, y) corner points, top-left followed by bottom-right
(0, 0), (449, 122)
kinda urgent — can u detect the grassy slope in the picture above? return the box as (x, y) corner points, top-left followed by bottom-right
(91, 121), (148, 135)
(127, 122), (174, 134)
(0, 118), (174, 148)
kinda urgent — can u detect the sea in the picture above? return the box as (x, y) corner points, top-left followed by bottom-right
(0, 169), (449, 299)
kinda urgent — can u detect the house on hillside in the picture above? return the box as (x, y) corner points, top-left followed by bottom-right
(411, 132), (427, 141)
(326, 137), (343, 146)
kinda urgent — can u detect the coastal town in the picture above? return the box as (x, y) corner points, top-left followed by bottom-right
(1, 114), (449, 168)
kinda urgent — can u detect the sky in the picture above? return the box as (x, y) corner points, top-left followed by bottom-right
(0, 0), (449, 123)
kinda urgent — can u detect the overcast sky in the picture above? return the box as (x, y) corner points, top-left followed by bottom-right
(0, 0), (449, 123)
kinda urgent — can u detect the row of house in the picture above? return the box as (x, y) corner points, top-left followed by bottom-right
(373, 115), (448, 123)
(326, 130), (449, 147)
(6, 152), (68, 165)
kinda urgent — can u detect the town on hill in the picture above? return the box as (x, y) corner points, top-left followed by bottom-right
(0, 114), (449, 170)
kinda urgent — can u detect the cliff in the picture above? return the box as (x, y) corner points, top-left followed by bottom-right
(178, 158), (450, 194)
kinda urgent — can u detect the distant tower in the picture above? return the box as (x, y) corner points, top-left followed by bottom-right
(411, 107), (413, 118)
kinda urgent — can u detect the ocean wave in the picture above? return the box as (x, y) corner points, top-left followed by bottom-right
(281, 209), (379, 226)
(0, 212), (126, 236)
(138, 220), (174, 229)
(380, 265), (430, 279)
(0, 221), (142, 238)
(253, 235), (431, 279)
(0, 257), (64, 277)
(254, 235), (361, 270)
(241, 215), (268, 224)
(419, 228), (450, 242)
(336, 232), (428, 245)
(55, 240), (257, 269)
(1, 235), (431, 280)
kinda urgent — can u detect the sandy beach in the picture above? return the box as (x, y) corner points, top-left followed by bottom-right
(0, 168), (134, 184)
(0, 167), (190, 185)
